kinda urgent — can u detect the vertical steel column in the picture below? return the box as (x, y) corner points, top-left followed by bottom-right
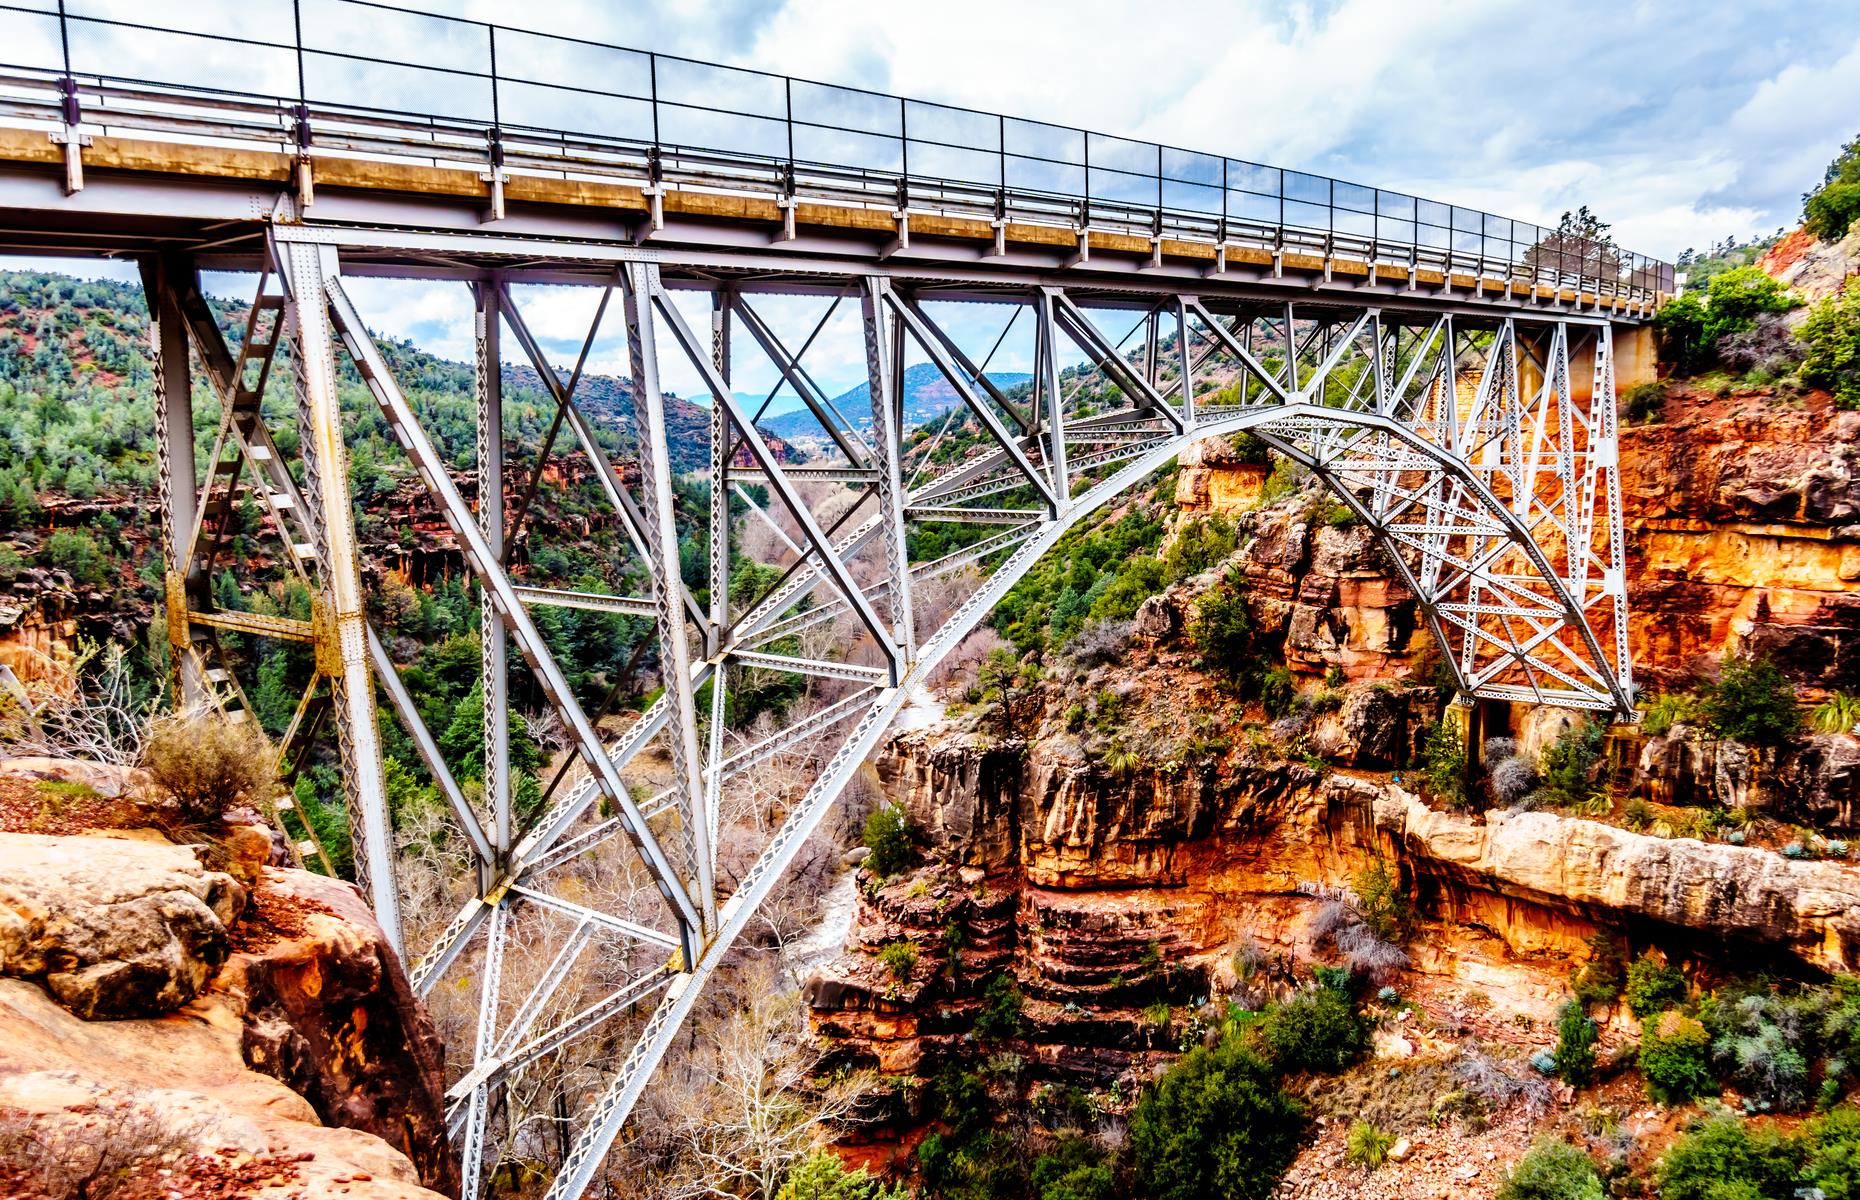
(1174, 296), (1196, 426)
(861, 277), (914, 671)
(476, 280), (511, 863)
(1036, 289), (1068, 506)
(138, 254), (204, 707)
(1591, 324), (1632, 707)
(705, 289), (732, 875)
(279, 241), (402, 955)
(621, 263), (714, 935)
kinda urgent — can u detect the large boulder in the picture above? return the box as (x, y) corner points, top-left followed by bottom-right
(0, 832), (243, 1018)
(0, 975), (443, 1199)
(222, 867), (458, 1197)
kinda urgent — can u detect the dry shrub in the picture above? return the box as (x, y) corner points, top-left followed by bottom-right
(0, 1095), (210, 1200)
(140, 712), (278, 826)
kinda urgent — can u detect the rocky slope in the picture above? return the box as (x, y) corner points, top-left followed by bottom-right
(0, 766), (454, 1199)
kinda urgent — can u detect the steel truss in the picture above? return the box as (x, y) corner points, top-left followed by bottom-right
(143, 229), (1631, 1197)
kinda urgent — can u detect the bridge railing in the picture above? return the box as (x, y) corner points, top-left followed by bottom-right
(0, 0), (1673, 300)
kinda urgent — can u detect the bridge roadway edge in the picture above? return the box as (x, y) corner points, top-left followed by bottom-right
(0, 128), (1658, 340)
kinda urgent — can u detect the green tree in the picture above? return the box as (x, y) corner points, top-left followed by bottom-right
(1496, 1138), (1605, 1200)
(1656, 267), (1797, 375)
(38, 529), (106, 588)
(861, 804), (915, 878)
(1801, 279), (1860, 409)
(1624, 953), (1687, 1018)
(1189, 567), (1259, 692)
(1699, 653), (1800, 745)
(1129, 1035), (1305, 1200)
(1553, 1001), (1598, 1086)
(975, 649), (1043, 742)
(1805, 133), (1860, 242)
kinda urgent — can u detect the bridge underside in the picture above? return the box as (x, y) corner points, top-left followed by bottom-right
(2, 146), (1634, 1195)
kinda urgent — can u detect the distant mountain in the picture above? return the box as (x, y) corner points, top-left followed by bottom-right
(760, 362), (1032, 442)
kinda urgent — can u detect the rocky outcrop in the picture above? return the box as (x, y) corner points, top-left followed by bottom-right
(0, 975), (442, 1199)
(1620, 399), (1860, 694)
(0, 827), (456, 1197)
(1759, 225), (1860, 302)
(1630, 727), (1860, 831)
(0, 832), (244, 1018)
(1374, 788), (1860, 974)
(813, 724), (1860, 1094)
(224, 866), (457, 1195)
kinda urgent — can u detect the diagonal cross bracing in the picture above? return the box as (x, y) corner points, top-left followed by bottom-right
(148, 229), (1634, 1197)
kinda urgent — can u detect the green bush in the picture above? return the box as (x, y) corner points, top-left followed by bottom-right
(38, 529), (107, 588)
(1700, 654), (1800, 745)
(1344, 1120), (1395, 1168)
(973, 973), (1024, 1043)
(1495, 1137), (1605, 1200)
(775, 1151), (909, 1200)
(1802, 1104), (1860, 1200)
(1536, 719), (1604, 808)
(1658, 1114), (1804, 1200)
(1624, 953), (1687, 1018)
(877, 939), (918, 983)
(1640, 1010), (1716, 1105)
(1553, 1000), (1598, 1086)
(1571, 934), (1627, 1007)
(1801, 279), (1860, 410)
(1421, 718), (1469, 808)
(1656, 267), (1797, 376)
(1129, 1035), (1305, 1200)
(1190, 568), (1260, 693)
(1699, 986), (1821, 1111)
(1621, 380), (1668, 424)
(1806, 134), (1860, 243)
(1260, 666), (1296, 719)
(862, 805), (916, 878)
(1252, 986), (1365, 1074)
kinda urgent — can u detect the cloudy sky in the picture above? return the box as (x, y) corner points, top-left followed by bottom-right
(9, 0), (1858, 402)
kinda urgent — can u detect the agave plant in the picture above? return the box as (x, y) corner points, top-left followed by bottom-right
(1812, 691), (1860, 735)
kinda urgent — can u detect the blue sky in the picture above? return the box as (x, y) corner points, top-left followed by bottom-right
(8, 0), (1859, 403)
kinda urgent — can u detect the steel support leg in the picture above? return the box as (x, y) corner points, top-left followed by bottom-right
(476, 280), (511, 865)
(620, 263), (715, 936)
(139, 254), (204, 708)
(278, 241), (403, 956)
(861, 278), (914, 670)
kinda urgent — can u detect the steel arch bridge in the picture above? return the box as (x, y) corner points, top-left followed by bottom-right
(0, 5), (1657, 1192)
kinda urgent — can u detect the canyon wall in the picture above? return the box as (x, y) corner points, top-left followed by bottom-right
(0, 780), (456, 1199)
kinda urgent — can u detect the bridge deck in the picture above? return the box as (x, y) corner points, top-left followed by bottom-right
(0, 12), (1668, 320)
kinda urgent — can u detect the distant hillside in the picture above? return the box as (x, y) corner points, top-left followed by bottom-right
(0, 269), (717, 518)
(761, 362), (1032, 442)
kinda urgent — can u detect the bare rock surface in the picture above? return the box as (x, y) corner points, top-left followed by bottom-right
(0, 976), (442, 1198)
(0, 831), (243, 1018)
(222, 866), (458, 1196)
(1375, 789), (1860, 973)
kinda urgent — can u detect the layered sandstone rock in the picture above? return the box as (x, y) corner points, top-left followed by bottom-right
(224, 866), (457, 1195)
(0, 827), (456, 1197)
(0, 976), (442, 1199)
(813, 723), (1860, 1093)
(0, 831), (244, 1018)
(1619, 400), (1860, 694)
